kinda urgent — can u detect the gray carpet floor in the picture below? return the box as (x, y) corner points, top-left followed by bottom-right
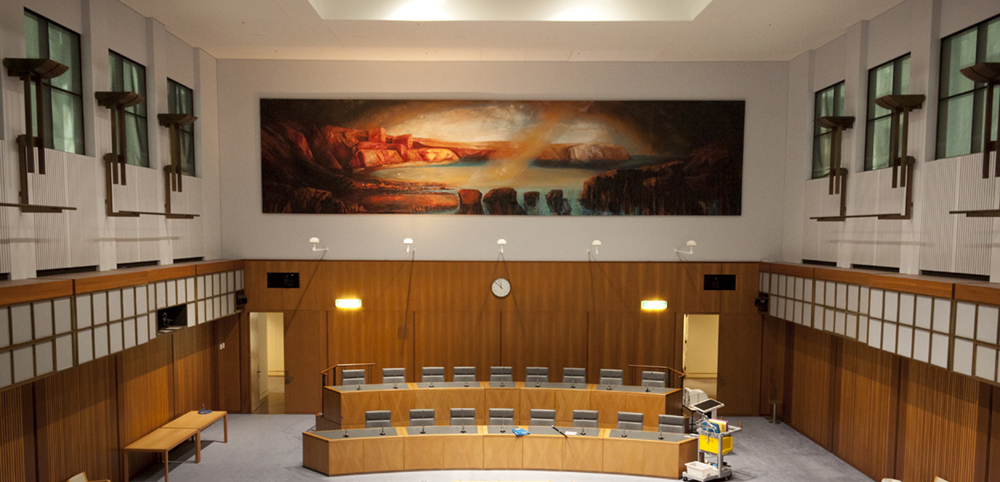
(130, 415), (874, 482)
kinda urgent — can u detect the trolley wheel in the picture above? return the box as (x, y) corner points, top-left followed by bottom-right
(682, 478), (688, 481)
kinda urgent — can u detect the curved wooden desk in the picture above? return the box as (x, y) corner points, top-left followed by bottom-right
(321, 382), (682, 430)
(303, 426), (698, 479)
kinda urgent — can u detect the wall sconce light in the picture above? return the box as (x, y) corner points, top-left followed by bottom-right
(404, 237), (414, 253)
(591, 240), (602, 255)
(674, 240), (696, 256)
(335, 298), (362, 309)
(641, 300), (668, 311)
(497, 238), (507, 253)
(310, 237), (328, 252)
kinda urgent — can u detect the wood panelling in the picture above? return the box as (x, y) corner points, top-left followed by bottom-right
(787, 325), (836, 450)
(172, 323), (218, 414)
(285, 310), (328, 413)
(813, 267), (870, 285)
(145, 265), (197, 282)
(194, 261), (237, 276)
(678, 263), (721, 314)
(413, 311), (501, 383)
(216, 314), (243, 413)
(633, 311), (681, 375)
(990, 385), (1000, 482)
(720, 262), (761, 314)
(759, 315), (787, 415)
(502, 311), (588, 382)
(0, 279), (74, 306)
(328, 310), (411, 384)
(901, 360), (986, 482)
(71, 270), (149, 294)
(118, 335), (174, 479)
(716, 313), (761, 416)
(587, 312), (632, 384)
(835, 341), (897, 480)
(0, 385), (28, 482)
(37, 357), (119, 482)
(955, 282), (1000, 305)
(768, 263), (814, 278)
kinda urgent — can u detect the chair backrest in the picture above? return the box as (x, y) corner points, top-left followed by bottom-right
(490, 366), (513, 382)
(67, 474), (88, 482)
(365, 410), (392, 428)
(450, 408), (476, 426)
(526, 366), (549, 383)
(658, 414), (687, 433)
(572, 409), (599, 428)
(529, 408), (556, 425)
(409, 408), (435, 427)
(563, 367), (586, 384)
(453, 366), (476, 382)
(617, 411), (644, 430)
(641, 371), (667, 388)
(382, 367), (406, 384)
(600, 369), (623, 386)
(421, 367), (445, 382)
(488, 408), (514, 425)
(342, 369), (366, 385)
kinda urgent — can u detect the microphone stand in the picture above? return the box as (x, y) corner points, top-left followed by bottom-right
(551, 425), (567, 438)
(379, 426), (385, 436)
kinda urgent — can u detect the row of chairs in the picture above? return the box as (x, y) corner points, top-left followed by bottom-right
(364, 408), (687, 433)
(343, 366), (668, 387)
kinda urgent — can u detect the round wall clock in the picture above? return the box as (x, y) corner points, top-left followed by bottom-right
(492, 277), (511, 298)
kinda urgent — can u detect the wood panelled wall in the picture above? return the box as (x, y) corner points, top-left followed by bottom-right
(0, 316), (241, 482)
(765, 318), (998, 482)
(244, 260), (763, 416)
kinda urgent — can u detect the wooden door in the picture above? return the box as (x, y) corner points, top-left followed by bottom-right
(283, 310), (328, 414)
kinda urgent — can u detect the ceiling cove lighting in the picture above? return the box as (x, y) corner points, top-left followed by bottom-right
(308, 0), (714, 22)
(641, 300), (668, 311)
(335, 298), (362, 309)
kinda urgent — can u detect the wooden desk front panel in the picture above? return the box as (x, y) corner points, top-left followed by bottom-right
(341, 391), (382, 428)
(520, 389), (557, 423)
(484, 388), (521, 422)
(522, 435), (564, 470)
(328, 436), (365, 475)
(590, 390), (628, 427)
(483, 434), (523, 469)
(563, 435), (604, 472)
(441, 435), (485, 469)
(382, 389), (417, 426)
(555, 389), (591, 424)
(403, 435), (444, 470)
(626, 393), (668, 430)
(364, 437), (404, 473)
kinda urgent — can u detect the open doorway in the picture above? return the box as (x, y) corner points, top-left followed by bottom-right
(250, 312), (285, 414)
(683, 314), (719, 399)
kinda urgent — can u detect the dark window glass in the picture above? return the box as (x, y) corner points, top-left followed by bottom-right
(812, 82), (845, 179)
(24, 10), (84, 154)
(865, 54), (910, 171)
(109, 51), (149, 167)
(168, 79), (195, 176)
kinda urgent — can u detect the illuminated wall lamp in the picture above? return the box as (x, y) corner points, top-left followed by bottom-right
(641, 300), (668, 311)
(335, 298), (362, 309)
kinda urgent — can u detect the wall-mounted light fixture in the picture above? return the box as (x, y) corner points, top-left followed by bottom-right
(404, 237), (414, 253)
(641, 300), (668, 311)
(310, 237), (328, 252)
(674, 240), (696, 256)
(591, 240), (602, 255)
(335, 298), (362, 309)
(497, 238), (507, 254)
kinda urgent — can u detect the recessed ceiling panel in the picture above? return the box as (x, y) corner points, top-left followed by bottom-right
(308, 0), (713, 22)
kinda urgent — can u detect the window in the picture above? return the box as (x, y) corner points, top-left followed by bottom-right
(167, 80), (195, 176)
(865, 55), (910, 171)
(812, 82), (845, 179)
(109, 51), (149, 167)
(24, 10), (84, 155)
(937, 14), (1000, 159)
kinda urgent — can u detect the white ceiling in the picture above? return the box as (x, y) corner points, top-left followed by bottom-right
(119, 0), (906, 62)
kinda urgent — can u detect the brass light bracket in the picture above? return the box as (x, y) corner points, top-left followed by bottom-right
(157, 113), (199, 219)
(809, 116), (854, 222)
(950, 63), (1000, 217)
(96, 91), (145, 217)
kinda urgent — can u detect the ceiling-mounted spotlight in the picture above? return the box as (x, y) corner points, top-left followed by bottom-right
(403, 237), (414, 253)
(310, 237), (328, 252)
(497, 238), (507, 254)
(674, 240), (696, 256)
(591, 240), (602, 255)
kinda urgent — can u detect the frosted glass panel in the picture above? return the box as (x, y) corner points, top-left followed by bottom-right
(825, 308), (835, 332)
(795, 278), (804, 300)
(898, 293), (914, 326)
(186, 277), (195, 300)
(35, 341), (53, 376)
(187, 303), (196, 327)
(847, 314), (858, 338)
(214, 296), (221, 318)
(109, 322), (123, 354)
(197, 276), (206, 299)
(0, 309), (8, 348)
(167, 280), (177, 307)
(55, 334), (73, 371)
(11, 304), (32, 345)
(977, 305), (999, 344)
(228, 271), (235, 292)
(870, 289), (884, 319)
(136, 285), (148, 313)
(156, 282), (167, 309)
(177, 279), (187, 303)
(955, 302), (976, 338)
(54, 298), (72, 335)
(915, 296), (932, 329)
(123, 287), (135, 318)
(835, 283), (847, 310)
(913, 329), (930, 362)
(869, 320), (882, 349)
(13, 346), (34, 383)
(76, 295), (92, 329)
(804, 280), (813, 302)
(859, 316), (869, 343)
(0, 352), (11, 387)
(825, 283), (836, 308)
(237, 270), (244, 290)
(108, 290), (122, 321)
(124, 318), (136, 349)
(897, 326), (912, 358)
(933, 298), (952, 333)
(137, 316), (149, 345)
(778, 275), (787, 296)
(931, 333), (950, 368)
(213, 274), (221, 296)
(859, 287), (870, 314)
(94, 325), (109, 359)
(882, 323), (897, 354)
(92, 292), (108, 325)
(953, 338), (974, 375)
(33, 301), (53, 339)
(760, 272), (768, 292)
(976, 346), (997, 381)
(148, 314), (157, 340)
(794, 301), (803, 324)
(198, 301), (206, 324)
(228, 294), (235, 314)
(835, 311), (846, 335)
(814, 281), (825, 305)
(777, 297), (785, 320)
(77, 329), (93, 364)
(847, 285), (859, 312)
(884, 291), (899, 322)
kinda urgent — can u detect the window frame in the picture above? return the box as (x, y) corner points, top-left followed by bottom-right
(865, 54), (911, 171)
(935, 13), (1000, 160)
(167, 79), (196, 177)
(108, 50), (150, 168)
(812, 81), (845, 179)
(24, 9), (85, 155)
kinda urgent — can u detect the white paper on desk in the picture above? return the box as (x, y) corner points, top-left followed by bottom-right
(566, 431), (578, 436)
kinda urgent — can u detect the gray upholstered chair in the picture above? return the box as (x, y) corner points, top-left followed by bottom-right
(641, 371), (667, 388)
(365, 410), (391, 428)
(572, 410), (599, 428)
(617, 411), (644, 430)
(658, 414), (687, 433)
(409, 409), (435, 427)
(421, 367), (445, 382)
(341, 369), (366, 385)
(600, 369), (624, 386)
(526, 366), (549, 384)
(490, 366), (513, 382)
(488, 408), (514, 426)
(562, 367), (586, 384)
(450, 408), (476, 426)
(382, 367), (406, 384)
(529, 408), (556, 425)
(453, 366), (476, 382)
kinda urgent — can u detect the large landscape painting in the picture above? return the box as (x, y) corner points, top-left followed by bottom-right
(260, 99), (744, 215)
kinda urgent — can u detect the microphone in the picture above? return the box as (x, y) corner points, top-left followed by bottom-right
(420, 424), (426, 434)
(581, 425), (587, 436)
(461, 424), (466, 434)
(380, 426), (385, 436)
(551, 425), (567, 438)
(606, 383), (612, 391)
(571, 381), (576, 389)
(500, 381), (505, 387)
(621, 431), (628, 437)
(535, 381), (540, 387)
(343, 431), (350, 438)
(645, 386), (651, 393)
(464, 381), (469, 387)
(393, 381), (398, 389)
(500, 422), (506, 433)
(429, 380), (434, 388)
(356, 384), (362, 391)
(658, 430), (664, 440)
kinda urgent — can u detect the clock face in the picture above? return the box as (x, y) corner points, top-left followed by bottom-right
(492, 277), (511, 298)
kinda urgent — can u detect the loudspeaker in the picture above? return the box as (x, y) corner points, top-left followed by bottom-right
(754, 292), (769, 313)
(235, 291), (247, 310)
(267, 272), (299, 288)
